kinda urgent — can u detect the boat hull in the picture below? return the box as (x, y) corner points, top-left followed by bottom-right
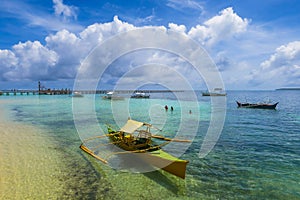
(138, 150), (188, 179)
(130, 93), (150, 98)
(107, 129), (188, 179)
(202, 88), (226, 96)
(80, 121), (189, 179)
(131, 96), (150, 98)
(236, 101), (278, 109)
(202, 93), (226, 96)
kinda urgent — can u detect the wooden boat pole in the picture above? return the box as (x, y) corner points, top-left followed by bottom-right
(168, 138), (191, 142)
(80, 144), (108, 164)
(151, 135), (191, 142)
(150, 125), (163, 131)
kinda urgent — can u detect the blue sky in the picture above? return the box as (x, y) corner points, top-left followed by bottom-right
(0, 0), (300, 90)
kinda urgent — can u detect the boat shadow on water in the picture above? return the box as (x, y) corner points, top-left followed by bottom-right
(108, 153), (185, 195)
(143, 170), (186, 195)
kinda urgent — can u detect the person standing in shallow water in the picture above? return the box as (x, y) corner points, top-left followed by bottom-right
(165, 105), (168, 111)
(171, 106), (174, 111)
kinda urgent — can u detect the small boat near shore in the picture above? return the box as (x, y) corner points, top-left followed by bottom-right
(236, 101), (279, 109)
(131, 92), (150, 98)
(80, 119), (190, 179)
(202, 88), (226, 96)
(102, 91), (124, 100)
(71, 91), (84, 97)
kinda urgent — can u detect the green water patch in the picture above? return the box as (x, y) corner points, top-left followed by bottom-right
(6, 96), (207, 199)
(3, 91), (299, 199)
(2, 97), (103, 198)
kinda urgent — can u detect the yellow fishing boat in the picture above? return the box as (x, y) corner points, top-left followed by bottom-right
(80, 119), (190, 179)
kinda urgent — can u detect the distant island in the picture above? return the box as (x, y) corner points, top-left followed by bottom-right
(276, 87), (300, 90)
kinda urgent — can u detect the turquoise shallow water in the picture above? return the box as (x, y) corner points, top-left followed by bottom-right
(2, 90), (300, 199)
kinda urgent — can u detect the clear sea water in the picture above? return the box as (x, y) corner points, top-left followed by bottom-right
(2, 90), (300, 199)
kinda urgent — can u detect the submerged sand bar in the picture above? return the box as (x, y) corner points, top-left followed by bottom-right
(0, 100), (65, 199)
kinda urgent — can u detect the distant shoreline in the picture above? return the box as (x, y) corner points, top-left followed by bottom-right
(0, 89), (184, 95)
(276, 88), (300, 90)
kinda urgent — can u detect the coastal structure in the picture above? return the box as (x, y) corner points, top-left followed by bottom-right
(0, 82), (185, 96)
(0, 81), (72, 96)
(38, 81), (71, 95)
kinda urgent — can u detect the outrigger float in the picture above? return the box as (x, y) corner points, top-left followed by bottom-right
(80, 119), (190, 179)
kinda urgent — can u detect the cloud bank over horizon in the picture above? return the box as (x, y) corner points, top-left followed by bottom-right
(0, 1), (299, 90)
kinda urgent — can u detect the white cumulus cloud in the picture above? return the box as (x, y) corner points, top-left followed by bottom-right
(261, 41), (300, 69)
(168, 23), (187, 34)
(249, 41), (300, 87)
(79, 16), (135, 47)
(45, 29), (83, 79)
(188, 7), (249, 46)
(4, 41), (58, 80)
(0, 50), (18, 80)
(0, 50), (18, 68)
(0, 10), (249, 87)
(53, 0), (78, 20)
(4, 8), (297, 90)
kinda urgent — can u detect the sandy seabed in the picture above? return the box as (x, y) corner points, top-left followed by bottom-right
(0, 99), (189, 200)
(0, 102), (65, 199)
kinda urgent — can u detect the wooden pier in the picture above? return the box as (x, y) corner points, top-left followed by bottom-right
(0, 89), (182, 96)
(0, 81), (72, 96)
(0, 81), (183, 96)
(0, 89), (71, 96)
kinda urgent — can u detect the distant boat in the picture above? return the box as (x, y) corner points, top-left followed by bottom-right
(131, 92), (150, 98)
(102, 91), (124, 100)
(202, 88), (226, 96)
(236, 101), (279, 109)
(71, 91), (84, 97)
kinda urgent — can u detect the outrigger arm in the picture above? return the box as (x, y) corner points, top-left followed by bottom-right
(80, 144), (108, 164)
(151, 135), (191, 142)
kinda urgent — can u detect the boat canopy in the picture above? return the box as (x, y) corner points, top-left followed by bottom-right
(120, 119), (144, 134)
